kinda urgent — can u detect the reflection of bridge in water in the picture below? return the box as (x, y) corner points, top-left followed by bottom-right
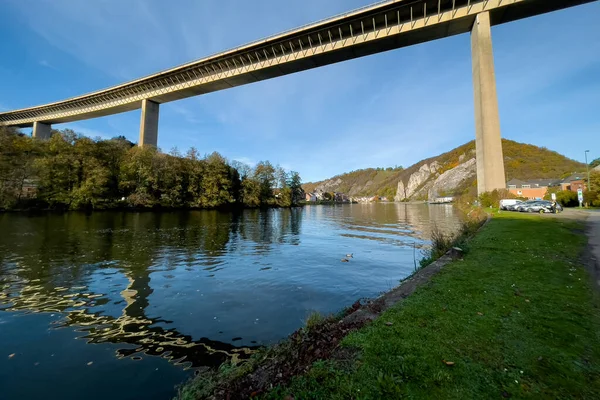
(2, 271), (256, 369)
(0, 209), (304, 369)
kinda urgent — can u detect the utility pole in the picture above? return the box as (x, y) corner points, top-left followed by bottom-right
(585, 150), (591, 192)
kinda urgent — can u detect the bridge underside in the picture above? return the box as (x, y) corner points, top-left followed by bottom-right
(1, 0), (592, 129)
(0, 0), (595, 194)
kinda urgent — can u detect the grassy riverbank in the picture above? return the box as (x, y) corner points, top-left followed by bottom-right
(260, 212), (600, 399)
(178, 211), (600, 399)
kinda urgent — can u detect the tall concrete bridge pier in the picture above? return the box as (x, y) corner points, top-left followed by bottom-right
(471, 11), (505, 194)
(0, 0), (595, 194)
(32, 122), (52, 140)
(138, 99), (159, 147)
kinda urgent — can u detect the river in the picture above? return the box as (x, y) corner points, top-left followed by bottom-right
(0, 203), (461, 400)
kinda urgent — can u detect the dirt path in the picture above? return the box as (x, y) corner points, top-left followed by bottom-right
(557, 208), (600, 291)
(585, 210), (600, 291)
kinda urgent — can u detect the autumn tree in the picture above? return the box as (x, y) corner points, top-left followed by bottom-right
(199, 152), (239, 208)
(254, 161), (276, 206)
(0, 127), (38, 209)
(0, 128), (300, 211)
(287, 171), (303, 204)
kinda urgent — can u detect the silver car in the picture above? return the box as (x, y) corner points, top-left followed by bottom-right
(505, 200), (524, 211)
(518, 200), (559, 214)
(514, 200), (539, 212)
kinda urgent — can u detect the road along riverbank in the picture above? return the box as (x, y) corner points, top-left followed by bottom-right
(585, 209), (600, 291)
(177, 210), (600, 399)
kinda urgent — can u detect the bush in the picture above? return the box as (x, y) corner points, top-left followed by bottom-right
(423, 227), (454, 265)
(584, 190), (600, 207)
(558, 190), (579, 207)
(544, 188), (580, 207)
(419, 209), (487, 268)
(305, 311), (325, 331)
(479, 189), (514, 208)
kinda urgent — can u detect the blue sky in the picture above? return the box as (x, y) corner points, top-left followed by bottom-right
(0, 0), (598, 182)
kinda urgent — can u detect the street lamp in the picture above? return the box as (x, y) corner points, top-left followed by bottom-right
(585, 150), (591, 192)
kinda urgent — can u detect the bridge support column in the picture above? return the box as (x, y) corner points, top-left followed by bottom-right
(32, 122), (51, 140)
(471, 11), (506, 195)
(138, 99), (159, 147)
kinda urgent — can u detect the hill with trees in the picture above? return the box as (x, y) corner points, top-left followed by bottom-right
(302, 166), (404, 199)
(0, 127), (303, 211)
(304, 139), (586, 200)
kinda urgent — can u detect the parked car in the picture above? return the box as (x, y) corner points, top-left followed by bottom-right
(506, 202), (525, 211)
(514, 200), (539, 212)
(500, 199), (522, 210)
(518, 200), (560, 214)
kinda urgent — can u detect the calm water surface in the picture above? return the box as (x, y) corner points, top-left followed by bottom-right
(0, 203), (461, 400)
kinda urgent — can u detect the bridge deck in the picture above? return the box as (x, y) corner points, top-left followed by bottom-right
(0, 0), (594, 127)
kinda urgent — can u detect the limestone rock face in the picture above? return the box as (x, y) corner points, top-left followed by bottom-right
(394, 181), (406, 201)
(394, 158), (478, 201)
(413, 180), (436, 200)
(314, 178), (343, 193)
(428, 158), (477, 200)
(395, 162), (440, 201)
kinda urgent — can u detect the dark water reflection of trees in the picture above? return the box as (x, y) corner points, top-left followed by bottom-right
(0, 208), (303, 368)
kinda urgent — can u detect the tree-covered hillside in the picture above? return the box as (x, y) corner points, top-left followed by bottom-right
(303, 139), (585, 198)
(302, 167), (404, 199)
(0, 127), (303, 211)
(502, 140), (586, 180)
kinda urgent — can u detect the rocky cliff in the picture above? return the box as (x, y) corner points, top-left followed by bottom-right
(428, 158), (477, 199)
(393, 153), (475, 201)
(303, 139), (586, 201)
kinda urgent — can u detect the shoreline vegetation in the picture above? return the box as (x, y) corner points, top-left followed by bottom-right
(177, 208), (600, 399)
(176, 207), (488, 399)
(0, 127), (303, 212)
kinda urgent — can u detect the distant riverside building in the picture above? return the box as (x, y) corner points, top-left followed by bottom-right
(430, 196), (454, 204)
(21, 179), (38, 198)
(506, 179), (560, 199)
(560, 173), (588, 193)
(334, 192), (349, 203)
(305, 193), (317, 202)
(507, 174), (589, 199)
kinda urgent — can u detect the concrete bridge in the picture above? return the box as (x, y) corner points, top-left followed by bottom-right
(0, 0), (595, 194)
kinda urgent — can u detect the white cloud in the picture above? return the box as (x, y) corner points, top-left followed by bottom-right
(67, 124), (112, 141)
(39, 60), (55, 69)
(232, 157), (257, 167)
(167, 104), (204, 125)
(9, 0), (368, 80)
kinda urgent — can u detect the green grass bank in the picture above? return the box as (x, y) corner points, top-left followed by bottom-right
(262, 212), (600, 399)
(179, 212), (600, 399)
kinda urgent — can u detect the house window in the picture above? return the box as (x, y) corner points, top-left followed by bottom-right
(508, 185), (516, 189)
(522, 185), (531, 188)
